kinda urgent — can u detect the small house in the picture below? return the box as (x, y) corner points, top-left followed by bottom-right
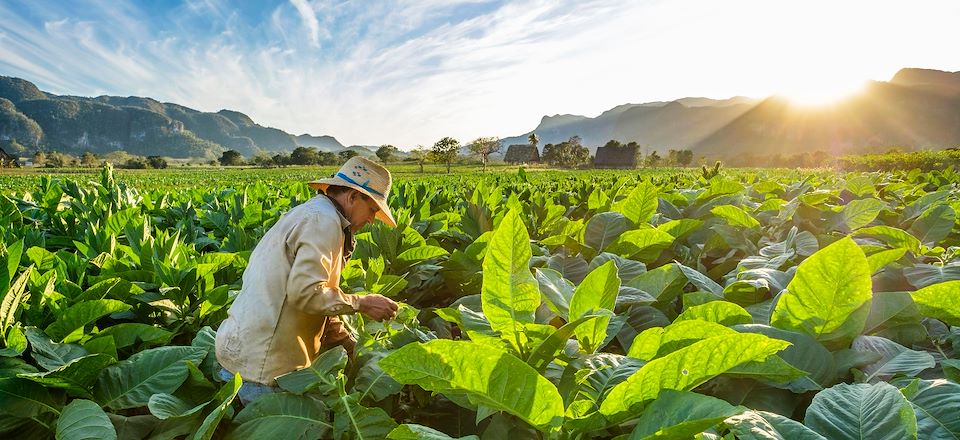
(594, 144), (640, 169)
(504, 144), (540, 164)
(0, 148), (19, 168)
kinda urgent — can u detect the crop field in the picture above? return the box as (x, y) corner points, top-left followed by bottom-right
(1, 164), (959, 439)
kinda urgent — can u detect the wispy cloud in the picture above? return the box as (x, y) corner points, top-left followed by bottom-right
(0, 0), (959, 147)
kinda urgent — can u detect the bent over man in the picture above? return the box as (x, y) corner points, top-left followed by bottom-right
(216, 156), (399, 401)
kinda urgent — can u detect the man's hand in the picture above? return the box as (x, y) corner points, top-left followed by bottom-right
(357, 294), (399, 321)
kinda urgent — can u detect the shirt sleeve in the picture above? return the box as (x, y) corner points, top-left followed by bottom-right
(284, 213), (361, 316)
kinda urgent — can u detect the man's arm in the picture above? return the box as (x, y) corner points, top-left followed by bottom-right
(285, 214), (398, 320)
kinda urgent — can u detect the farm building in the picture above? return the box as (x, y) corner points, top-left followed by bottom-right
(0, 148), (19, 168)
(504, 144), (540, 164)
(594, 144), (640, 168)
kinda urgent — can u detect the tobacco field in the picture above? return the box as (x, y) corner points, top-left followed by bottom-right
(1, 165), (960, 439)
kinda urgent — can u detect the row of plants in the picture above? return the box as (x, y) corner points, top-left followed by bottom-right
(1, 164), (959, 438)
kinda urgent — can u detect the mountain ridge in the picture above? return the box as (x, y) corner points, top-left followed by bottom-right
(503, 68), (960, 157)
(0, 76), (350, 159)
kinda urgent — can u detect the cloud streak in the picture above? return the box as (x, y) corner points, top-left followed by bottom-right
(0, 0), (958, 147)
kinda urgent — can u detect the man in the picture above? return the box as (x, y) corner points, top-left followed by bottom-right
(215, 156), (399, 400)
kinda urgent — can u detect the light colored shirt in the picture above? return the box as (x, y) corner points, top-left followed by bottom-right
(215, 195), (360, 385)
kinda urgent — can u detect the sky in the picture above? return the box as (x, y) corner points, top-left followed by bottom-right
(1, 0), (959, 148)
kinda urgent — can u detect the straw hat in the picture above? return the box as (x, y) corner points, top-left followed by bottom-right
(308, 156), (396, 227)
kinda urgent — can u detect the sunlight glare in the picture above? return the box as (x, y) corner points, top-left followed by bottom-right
(776, 79), (869, 107)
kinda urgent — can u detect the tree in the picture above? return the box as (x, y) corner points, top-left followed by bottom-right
(431, 137), (461, 173)
(467, 136), (502, 172)
(376, 145), (399, 164)
(272, 153), (289, 167)
(147, 156), (168, 169)
(645, 151), (662, 167)
(219, 150), (244, 166)
(319, 152), (338, 165)
(338, 150), (359, 163)
(542, 136), (590, 168)
(528, 133), (539, 151)
(32, 150), (46, 167)
(45, 151), (73, 168)
(410, 145), (429, 173)
(251, 152), (274, 168)
(80, 151), (97, 167)
(290, 147), (320, 165)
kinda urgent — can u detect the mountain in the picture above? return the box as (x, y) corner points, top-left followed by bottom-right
(693, 70), (960, 157)
(503, 68), (960, 158)
(500, 97), (757, 153)
(0, 76), (345, 159)
(295, 134), (345, 152)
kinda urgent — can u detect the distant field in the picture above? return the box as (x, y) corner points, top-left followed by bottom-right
(0, 163), (540, 193)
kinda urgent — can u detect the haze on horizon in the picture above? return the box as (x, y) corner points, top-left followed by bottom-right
(1, 0), (958, 148)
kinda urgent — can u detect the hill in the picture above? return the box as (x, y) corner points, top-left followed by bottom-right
(0, 76), (346, 159)
(503, 68), (960, 158)
(500, 97), (756, 153)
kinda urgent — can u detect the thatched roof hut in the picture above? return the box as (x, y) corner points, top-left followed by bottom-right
(0, 147), (18, 168)
(504, 144), (540, 164)
(594, 144), (639, 168)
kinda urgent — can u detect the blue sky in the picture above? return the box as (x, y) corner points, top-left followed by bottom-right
(2, 0), (959, 147)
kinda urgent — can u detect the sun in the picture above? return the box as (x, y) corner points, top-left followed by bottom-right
(776, 79), (869, 107)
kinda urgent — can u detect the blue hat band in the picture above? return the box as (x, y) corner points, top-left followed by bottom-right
(336, 172), (384, 197)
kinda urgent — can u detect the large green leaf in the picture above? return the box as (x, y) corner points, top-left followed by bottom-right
(192, 373), (242, 440)
(0, 377), (60, 418)
(148, 393), (208, 420)
(629, 390), (744, 440)
(0, 239), (24, 294)
(770, 236), (872, 344)
(534, 268), (573, 319)
(229, 393), (332, 439)
(725, 410), (826, 440)
(734, 324), (835, 392)
(898, 379), (960, 440)
(625, 263), (686, 302)
(600, 333), (789, 421)
(526, 314), (600, 373)
(276, 346), (348, 395)
(568, 261), (620, 352)
(804, 382), (917, 440)
(676, 263), (723, 297)
(24, 327), (90, 371)
(851, 336), (935, 382)
(1, 265), (32, 336)
(606, 229), (674, 262)
(19, 353), (116, 398)
(93, 346), (207, 410)
(353, 350), (403, 403)
(911, 280), (960, 325)
(331, 393), (398, 440)
(711, 205), (760, 228)
(380, 340), (564, 431)
(56, 399), (117, 440)
(45, 299), (132, 343)
(93, 323), (174, 350)
(676, 301), (753, 326)
(481, 209), (539, 352)
(628, 320), (735, 361)
(909, 204), (955, 246)
(611, 182), (658, 226)
(584, 212), (632, 252)
(854, 226), (922, 255)
(836, 198), (885, 231)
(388, 424), (478, 440)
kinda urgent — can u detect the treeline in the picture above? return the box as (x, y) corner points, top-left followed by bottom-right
(837, 148), (960, 172)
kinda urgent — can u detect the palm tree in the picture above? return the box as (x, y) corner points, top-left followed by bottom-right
(528, 133), (539, 151)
